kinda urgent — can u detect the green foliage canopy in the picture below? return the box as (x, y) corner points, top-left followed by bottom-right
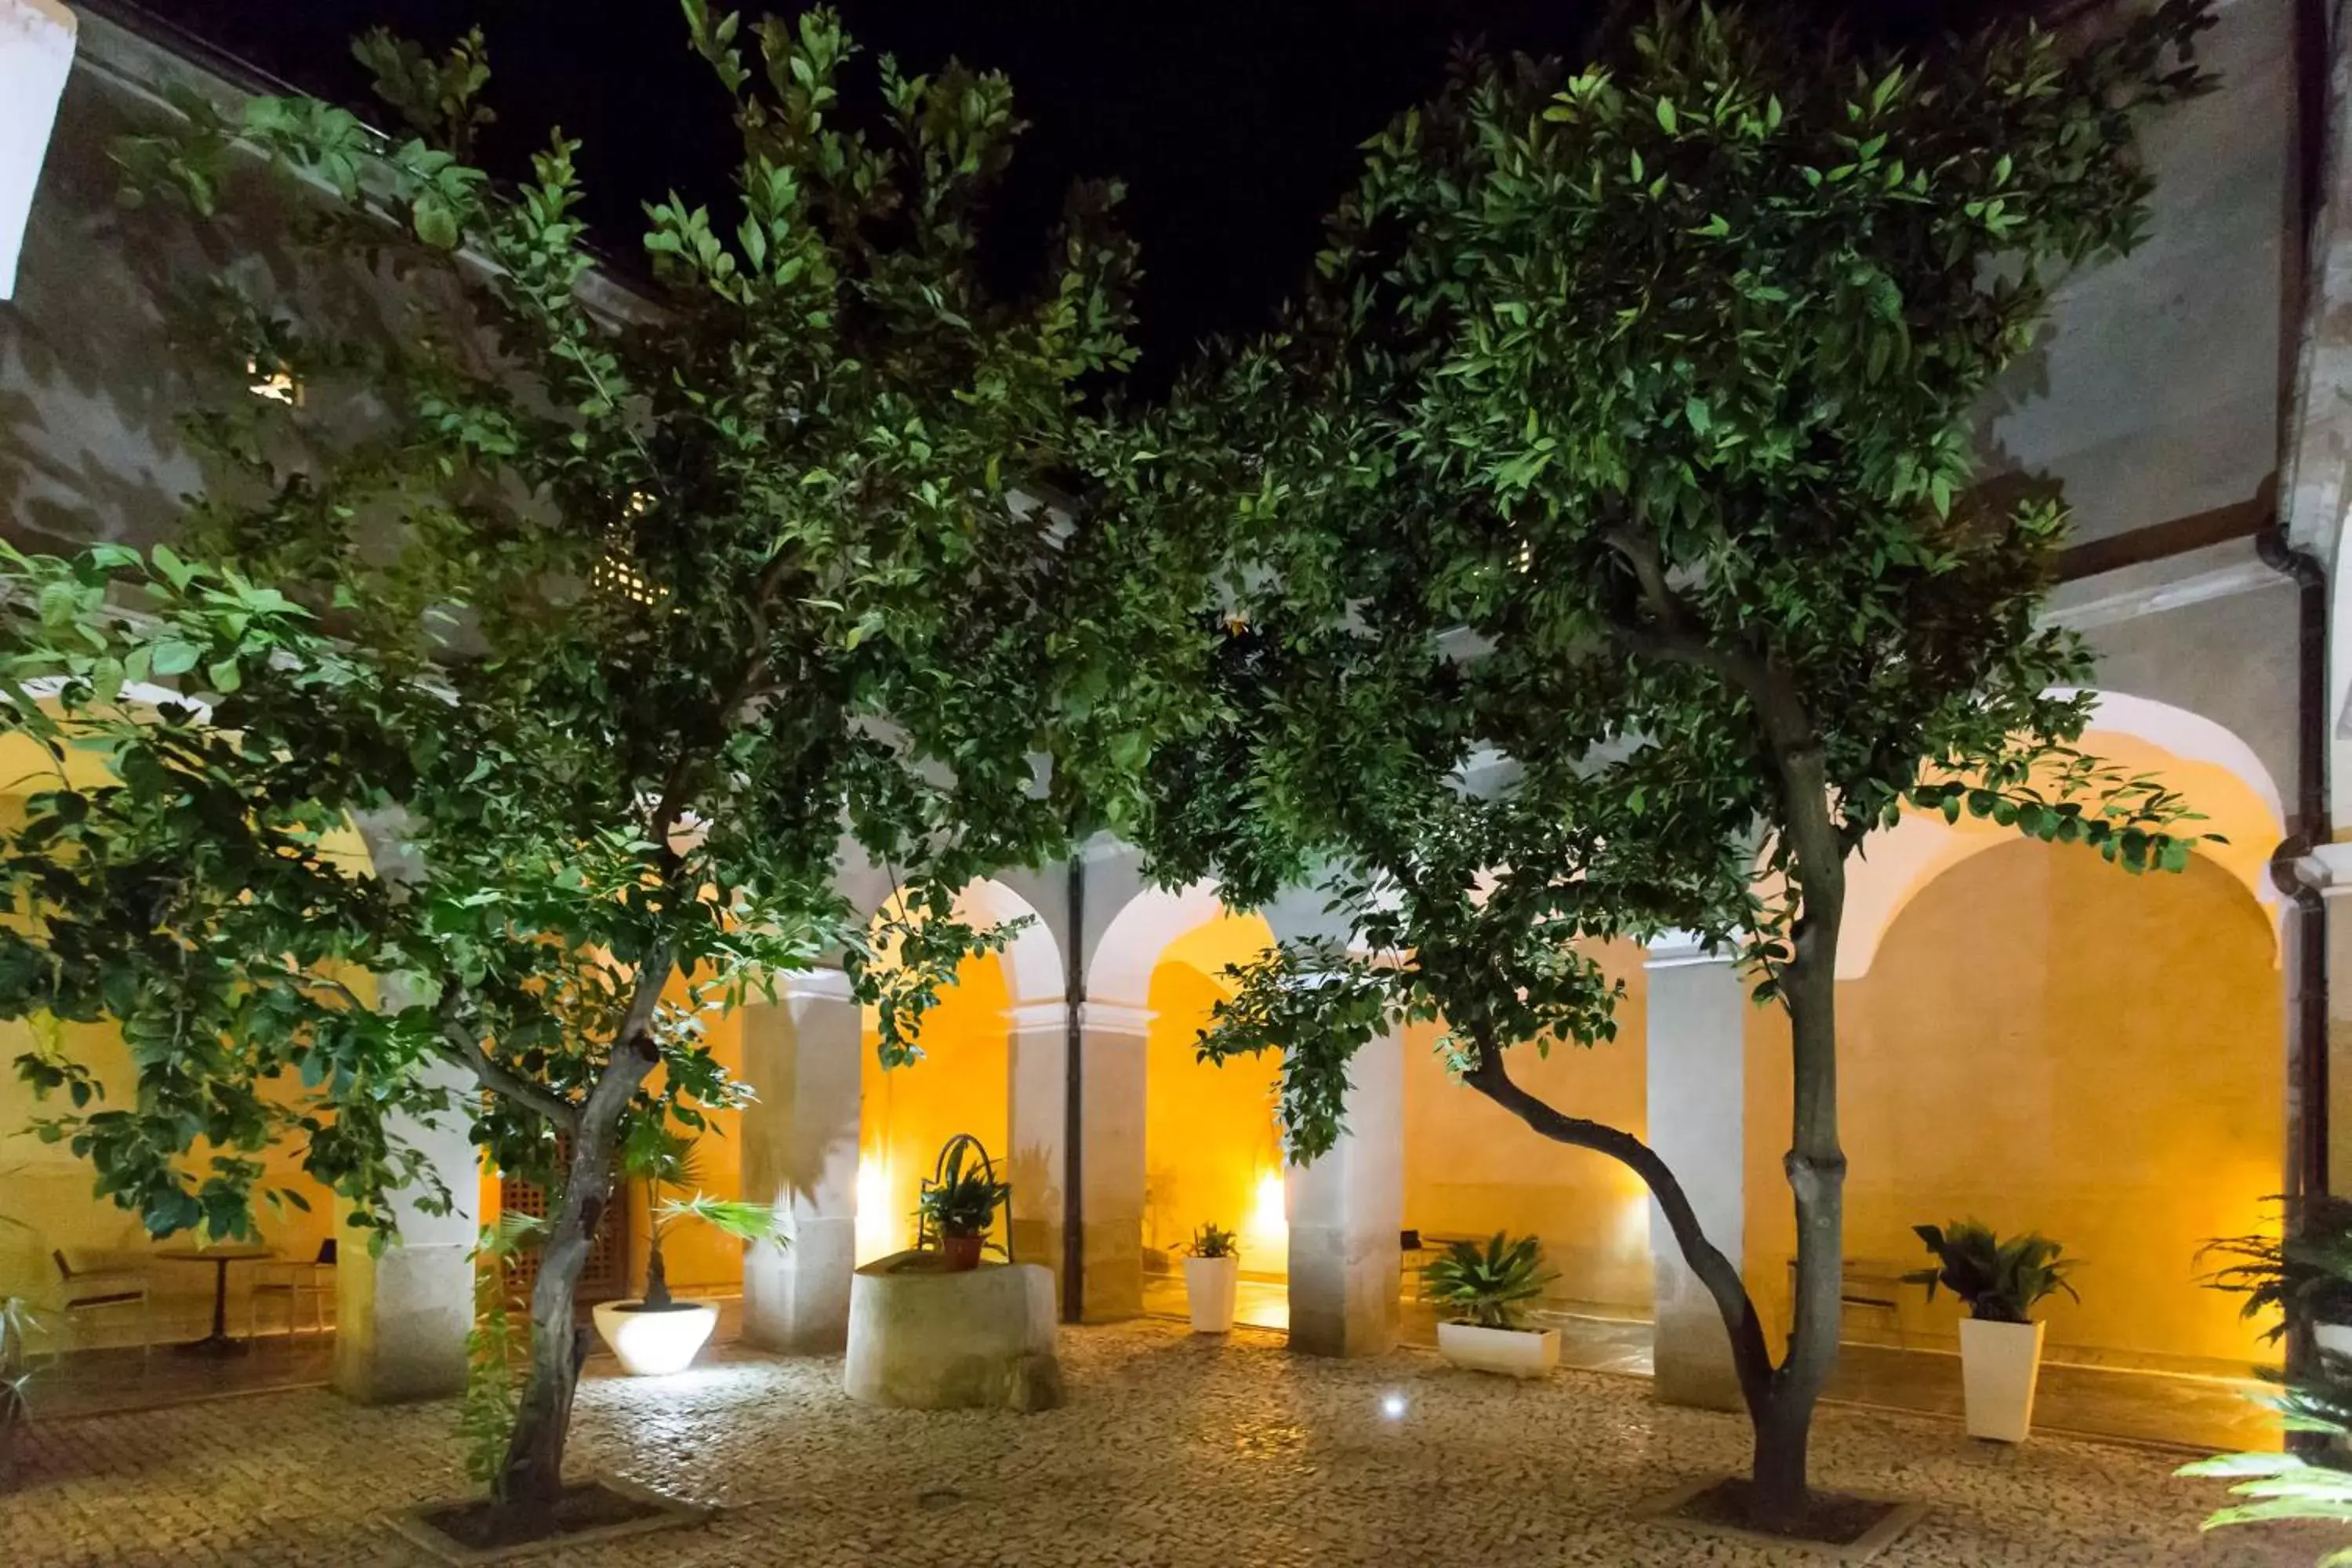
(0, 6), (1205, 1255)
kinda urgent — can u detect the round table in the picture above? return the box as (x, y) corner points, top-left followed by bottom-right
(152, 1246), (276, 1356)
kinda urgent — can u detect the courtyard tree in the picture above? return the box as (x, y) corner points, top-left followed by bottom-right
(1109, 0), (2216, 1528)
(0, 5), (1202, 1532)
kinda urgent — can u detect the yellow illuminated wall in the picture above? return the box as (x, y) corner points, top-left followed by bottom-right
(855, 951), (1011, 1263)
(1142, 912), (1283, 1275)
(1402, 940), (1653, 1312)
(0, 772), (364, 1332)
(1744, 840), (2283, 1370)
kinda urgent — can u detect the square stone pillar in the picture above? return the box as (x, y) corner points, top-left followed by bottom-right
(740, 969), (862, 1353)
(1645, 931), (1746, 1410)
(333, 1058), (478, 1405)
(1006, 999), (1149, 1321)
(1285, 1025), (1403, 1357)
(0, 0), (76, 300)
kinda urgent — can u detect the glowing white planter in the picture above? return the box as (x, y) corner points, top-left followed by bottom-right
(1437, 1322), (1560, 1378)
(592, 1301), (719, 1377)
(2317, 1323), (2352, 1359)
(1184, 1255), (1240, 1333)
(1958, 1318), (2045, 1443)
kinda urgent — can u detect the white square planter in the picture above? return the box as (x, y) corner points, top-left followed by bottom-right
(1184, 1255), (1240, 1333)
(1437, 1321), (1559, 1377)
(1958, 1318), (2045, 1443)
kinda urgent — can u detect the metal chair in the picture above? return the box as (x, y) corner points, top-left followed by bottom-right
(248, 1238), (337, 1341)
(51, 1248), (151, 1358)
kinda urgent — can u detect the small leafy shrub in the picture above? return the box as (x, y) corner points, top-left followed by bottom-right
(1423, 1232), (1555, 1330)
(1190, 1223), (1237, 1259)
(2201, 1196), (2352, 1343)
(457, 1214), (542, 1490)
(1905, 1220), (2078, 1324)
(916, 1138), (1011, 1243)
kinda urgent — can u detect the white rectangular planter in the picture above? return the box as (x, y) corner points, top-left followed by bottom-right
(1958, 1318), (2045, 1443)
(1184, 1255), (1240, 1334)
(1437, 1321), (1560, 1378)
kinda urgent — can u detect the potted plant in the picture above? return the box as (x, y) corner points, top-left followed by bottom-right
(1185, 1223), (1241, 1333)
(1905, 1219), (2078, 1443)
(590, 1127), (785, 1377)
(915, 1138), (1011, 1271)
(1425, 1232), (1559, 1377)
(2202, 1195), (2352, 1356)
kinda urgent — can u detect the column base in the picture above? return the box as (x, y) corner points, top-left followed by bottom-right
(332, 1240), (470, 1405)
(742, 1218), (856, 1354)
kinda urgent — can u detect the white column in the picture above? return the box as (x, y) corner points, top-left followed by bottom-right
(332, 1051), (477, 1405)
(1006, 1000), (1068, 1287)
(0, 0), (75, 301)
(1645, 931), (1746, 1410)
(1005, 997), (1150, 1320)
(1285, 1025), (1403, 1357)
(740, 969), (862, 1353)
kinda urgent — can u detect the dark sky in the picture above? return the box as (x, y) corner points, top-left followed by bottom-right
(130, 0), (2021, 382)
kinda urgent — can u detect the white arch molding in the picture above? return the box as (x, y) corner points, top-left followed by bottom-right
(953, 877), (1065, 1008)
(1838, 688), (2288, 979)
(1088, 879), (1234, 1010)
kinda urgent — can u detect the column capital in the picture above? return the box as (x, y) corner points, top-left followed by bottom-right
(1645, 930), (1740, 970)
(1002, 999), (1156, 1035)
(774, 967), (855, 1002)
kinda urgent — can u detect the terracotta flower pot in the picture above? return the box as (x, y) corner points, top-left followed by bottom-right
(942, 1233), (984, 1271)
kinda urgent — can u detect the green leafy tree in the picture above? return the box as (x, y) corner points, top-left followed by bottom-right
(0, 4), (1197, 1530)
(1112, 0), (2215, 1527)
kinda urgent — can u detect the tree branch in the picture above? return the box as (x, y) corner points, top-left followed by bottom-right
(1461, 1039), (1777, 1395)
(434, 983), (580, 1132)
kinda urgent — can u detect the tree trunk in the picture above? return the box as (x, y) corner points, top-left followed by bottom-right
(643, 1234), (672, 1309)
(493, 1119), (617, 1525)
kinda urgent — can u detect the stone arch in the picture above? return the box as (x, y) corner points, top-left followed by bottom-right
(1091, 879), (1234, 1010)
(1839, 688), (2287, 979)
(954, 877), (1065, 1009)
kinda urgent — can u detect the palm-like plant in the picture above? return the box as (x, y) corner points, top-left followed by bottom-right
(620, 1124), (785, 1311)
(1904, 1220), (2079, 1324)
(2202, 1196), (2352, 1343)
(1422, 1232), (1556, 1330)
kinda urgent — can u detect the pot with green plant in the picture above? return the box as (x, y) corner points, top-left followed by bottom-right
(2202, 1195), (2352, 1358)
(1906, 1220), (2078, 1443)
(590, 1127), (785, 1377)
(916, 1136), (1011, 1272)
(1426, 1232), (1559, 1378)
(1185, 1223), (1241, 1333)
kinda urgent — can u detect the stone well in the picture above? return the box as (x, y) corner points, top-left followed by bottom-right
(842, 1251), (1062, 1412)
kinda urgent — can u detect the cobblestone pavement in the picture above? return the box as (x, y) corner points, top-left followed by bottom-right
(0, 1320), (2328, 1566)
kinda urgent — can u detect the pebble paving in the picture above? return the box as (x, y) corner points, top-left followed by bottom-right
(0, 1319), (2329, 1566)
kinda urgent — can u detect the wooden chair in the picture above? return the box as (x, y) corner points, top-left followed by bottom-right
(51, 1248), (152, 1358)
(248, 1239), (337, 1342)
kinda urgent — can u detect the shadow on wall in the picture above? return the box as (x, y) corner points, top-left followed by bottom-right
(1744, 840), (2285, 1374)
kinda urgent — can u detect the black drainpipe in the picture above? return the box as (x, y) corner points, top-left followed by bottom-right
(1061, 851), (1087, 1323)
(2261, 530), (2330, 1214)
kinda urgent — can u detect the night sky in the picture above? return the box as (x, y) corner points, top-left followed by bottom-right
(130, 0), (2030, 384)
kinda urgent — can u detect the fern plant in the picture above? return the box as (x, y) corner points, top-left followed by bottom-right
(1422, 1232), (1555, 1330)
(914, 1138), (1012, 1243)
(1905, 1220), (2080, 1324)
